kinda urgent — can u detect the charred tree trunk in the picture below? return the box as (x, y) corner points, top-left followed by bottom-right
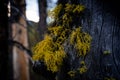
(56, 0), (120, 80)
(65, 0), (120, 80)
(0, 0), (12, 80)
(75, 0), (120, 79)
(38, 0), (47, 40)
(32, 0), (120, 80)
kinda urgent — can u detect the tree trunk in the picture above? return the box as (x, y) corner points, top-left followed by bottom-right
(0, 0), (13, 80)
(56, 0), (120, 79)
(11, 0), (30, 80)
(38, 0), (47, 40)
(32, 0), (120, 80)
(76, 0), (120, 79)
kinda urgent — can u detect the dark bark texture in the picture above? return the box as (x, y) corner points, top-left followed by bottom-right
(57, 0), (120, 80)
(75, 0), (120, 79)
(33, 0), (120, 80)
(0, 0), (13, 80)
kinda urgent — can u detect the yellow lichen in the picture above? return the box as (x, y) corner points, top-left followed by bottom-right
(70, 27), (92, 56)
(32, 3), (92, 73)
(65, 3), (85, 13)
(103, 50), (111, 55)
(48, 26), (70, 44)
(65, 4), (74, 12)
(78, 66), (87, 74)
(62, 13), (72, 26)
(73, 5), (85, 13)
(80, 61), (85, 65)
(32, 34), (66, 72)
(48, 4), (63, 20)
(48, 26), (63, 36)
(104, 77), (116, 80)
(78, 60), (87, 74)
(68, 70), (76, 77)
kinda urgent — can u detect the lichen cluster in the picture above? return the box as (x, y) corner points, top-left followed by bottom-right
(32, 35), (66, 72)
(70, 27), (91, 56)
(32, 3), (92, 73)
(78, 61), (87, 74)
(68, 70), (76, 77)
(67, 61), (87, 77)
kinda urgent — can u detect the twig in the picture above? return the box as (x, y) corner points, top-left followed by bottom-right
(8, 40), (34, 64)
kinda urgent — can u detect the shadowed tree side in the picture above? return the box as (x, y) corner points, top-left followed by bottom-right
(0, 0), (12, 80)
(76, 0), (120, 79)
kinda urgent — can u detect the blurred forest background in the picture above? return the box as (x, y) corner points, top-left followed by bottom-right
(0, 0), (120, 80)
(1, 0), (58, 80)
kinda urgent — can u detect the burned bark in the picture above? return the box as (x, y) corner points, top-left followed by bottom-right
(0, 0), (13, 80)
